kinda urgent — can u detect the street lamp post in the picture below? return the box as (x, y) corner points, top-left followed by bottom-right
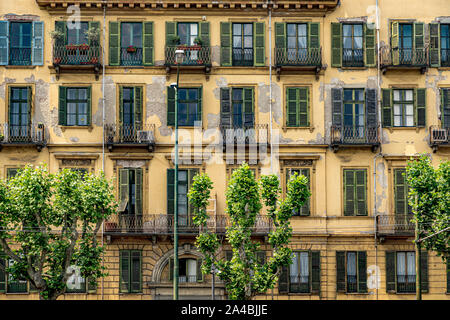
(211, 264), (217, 300)
(173, 49), (185, 301)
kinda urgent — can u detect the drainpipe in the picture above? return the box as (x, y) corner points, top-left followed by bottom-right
(268, 2), (273, 174)
(101, 0), (107, 301)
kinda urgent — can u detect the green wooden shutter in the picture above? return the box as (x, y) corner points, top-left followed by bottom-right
(394, 169), (407, 215)
(197, 258), (203, 282)
(199, 22), (210, 46)
(386, 251), (396, 293)
(32, 21), (44, 66)
(420, 251), (428, 293)
(243, 87), (254, 127)
(331, 23), (342, 68)
(55, 21), (66, 47)
(0, 21), (9, 65)
(167, 86), (176, 126)
(429, 23), (440, 67)
(86, 86), (92, 126)
(286, 87), (298, 127)
(167, 169), (175, 215)
(332, 88), (343, 126)
(220, 22), (232, 66)
(275, 22), (286, 65)
(130, 250), (142, 293)
(143, 22), (154, 66)
(119, 168), (129, 212)
(135, 168), (143, 215)
(8, 86), (12, 125)
(197, 87), (202, 124)
(109, 21), (120, 66)
(344, 170), (355, 216)
(120, 250), (130, 293)
(220, 88), (232, 127)
(27, 87), (32, 127)
(382, 89), (393, 127)
(278, 265), (289, 294)
(414, 23), (425, 51)
(357, 251), (367, 293)
(391, 22), (399, 65)
(0, 255), (5, 293)
(311, 251), (320, 294)
(119, 86), (124, 124)
(298, 87), (309, 127)
(365, 89), (377, 128)
(134, 86), (143, 125)
(364, 23), (376, 67)
(442, 88), (450, 128)
(308, 22), (320, 50)
(254, 22), (265, 66)
(58, 86), (67, 126)
(168, 257), (174, 281)
(415, 88), (426, 127)
(336, 251), (346, 292)
(355, 170), (367, 216)
(165, 21), (177, 45)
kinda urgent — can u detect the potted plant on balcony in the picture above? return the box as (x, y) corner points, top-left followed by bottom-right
(0, 134), (4, 142)
(168, 35), (180, 46)
(49, 29), (64, 42)
(127, 45), (137, 53)
(84, 27), (100, 46)
(193, 37), (203, 48)
(79, 43), (90, 52)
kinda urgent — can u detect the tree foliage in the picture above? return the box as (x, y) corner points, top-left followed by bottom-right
(0, 164), (117, 300)
(188, 162), (310, 300)
(406, 154), (450, 262)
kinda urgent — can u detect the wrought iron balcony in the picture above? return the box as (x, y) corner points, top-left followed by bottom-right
(330, 125), (380, 152)
(220, 124), (269, 147)
(376, 214), (415, 238)
(232, 48), (254, 66)
(380, 45), (428, 73)
(429, 126), (450, 152)
(53, 44), (101, 80)
(104, 123), (155, 152)
(396, 276), (416, 293)
(165, 45), (211, 66)
(342, 48), (364, 67)
(103, 213), (272, 236)
(120, 47), (143, 66)
(9, 48), (32, 66)
(275, 47), (322, 67)
(0, 123), (46, 151)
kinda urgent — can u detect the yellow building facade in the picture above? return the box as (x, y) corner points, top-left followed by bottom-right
(0, 0), (449, 300)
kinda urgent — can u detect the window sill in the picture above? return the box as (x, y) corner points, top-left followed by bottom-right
(5, 292), (29, 295)
(60, 125), (93, 132)
(5, 65), (36, 69)
(119, 292), (144, 295)
(339, 66), (369, 70)
(385, 127), (423, 133)
(341, 292), (369, 295)
(282, 126), (314, 133)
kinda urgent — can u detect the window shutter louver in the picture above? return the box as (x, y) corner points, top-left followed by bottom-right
(27, 87), (32, 127)
(199, 22), (210, 47)
(167, 86), (176, 126)
(420, 251), (428, 293)
(120, 251), (130, 293)
(308, 22), (320, 49)
(386, 251), (396, 293)
(220, 88), (232, 127)
(220, 22), (232, 66)
(197, 87), (202, 124)
(131, 251), (142, 293)
(168, 257), (174, 281)
(254, 22), (265, 66)
(414, 23), (425, 51)
(286, 87), (298, 127)
(32, 21), (44, 66)
(415, 88), (426, 127)
(365, 89), (377, 128)
(243, 88), (254, 127)
(278, 265), (289, 294)
(331, 88), (343, 126)
(364, 23), (376, 67)
(391, 22), (399, 65)
(167, 169), (175, 215)
(109, 22), (120, 66)
(86, 86), (92, 126)
(275, 22), (286, 65)
(119, 86), (124, 124)
(0, 21), (9, 65)
(429, 23), (440, 67)
(336, 251), (346, 292)
(311, 251), (321, 294)
(143, 22), (154, 66)
(357, 251), (367, 293)
(331, 23), (342, 67)
(135, 168), (143, 215)
(197, 258), (203, 282)
(355, 170), (367, 216)
(344, 170), (355, 216)
(298, 87), (309, 127)
(134, 86), (143, 125)
(382, 89), (393, 127)
(58, 86), (67, 126)
(442, 88), (450, 128)
(165, 21), (176, 45)
(394, 169), (407, 215)
(119, 168), (129, 213)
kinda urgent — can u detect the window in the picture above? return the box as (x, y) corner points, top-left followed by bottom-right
(287, 23), (307, 62)
(178, 23), (198, 46)
(343, 89), (365, 139)
(390, 22), (425, 66)
(0, 21), (43, 66)
(119, 250), (142, 293)
(336, 251), (367, 293)
(6, 168), (20, 180)
(9, 86), (31, 141)
(393, 89), (414, 127)
(58, 87), (91, 126)
(119, 86), (143, 140)
(441, 24), (450, 67)
(118, 168), (143, 216)
(167, 87), (202, 127)
(232, 23), (253, 66)
(386, 251), (428, 294)
(167, 168), (199, 226)
(66, 265), (96, 293)
(342, 24), (364, 67)
(382, 88), (426, 128)
(398, 24), (413, 63)
(286, 168), (310, 216)
(442, 88), (450, 129)
(278, 251), (320, 294)
(121, 23), (142, 66)
(168, 257), (203, 283)
(393, 168), (412, 215)
(343, 169), (367, 216)
(286, 87), (309, 127)
(66, 22), (88, 45)
(220, 87), (254, 128)
(0, 255), (28, 294)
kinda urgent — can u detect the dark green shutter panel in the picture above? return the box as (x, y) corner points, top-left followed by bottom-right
(394, 169), (406, 215)
(32, 21), (44, 66)
(88, 21), (100, 47)
(197, 258), (203, 282)
(311, 251), (320, 294)
(167, 169), (175, 215)
(225, 251), (233, 262)
(165, 21), (177, 45)
(278, 265), (288, 294)
(119, 169), (129, 213)
(131, 251), (142, 292)
(336, 251), (346, 292)
(275, 23), (286, 65)
(55, 21), (66, 47)
(0, 256), (5, 293)
(364, 23), (376, 67)
(167, 86), (175, 126)
(386, 251), (396, 293)
(134, 86), (143, 124)
(331, 23), (342, 68)
(135, 168), (143, 215)
(344, 170), (355, 216)
(120, 251), (130, 293)
(429, 23), (440, 67)
(109, 22), (120, 66)
(58, 86), (67, 126)
(254, 22), (265, 66)
(220, 88), (232, 127)
(331, 88), (343, 126)
(220, 22), (232, 66)
(415, 88), (426, 127)
(119, 86), (124, 124)
(366, 89), (377, 128)
(442, 88), (450, 128)
(143, 22), (154, 66)
(355, 170), (367, 216)
(243, 88), (254, 127)
(382, 89), (393, 127)
(414, 23), (425, 50)
(168, 257), (174, 281)
(27, 87), (32, 126)
(86, 86), (91, 126)
(308, 22), (320, 49)
(357, 251), (367, 293)
(199, 22), (210, 47)
(391, 22), (400, 65)
(298, 87), (309, 127)
(197, 87), (202, 124)
(420, 251), (428, 293)
(0, 21), (9, 65)
(286, 87), (298, 127)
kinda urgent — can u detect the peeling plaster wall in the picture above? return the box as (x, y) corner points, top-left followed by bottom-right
(146, 76), (172, 137)
(93, 76), (116, 127)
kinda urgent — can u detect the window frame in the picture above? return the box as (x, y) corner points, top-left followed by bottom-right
(120, 22), (143, 66)
(65, 87), (90, 127)
(342, 168), (368, 216)
(392, 89), (415, 127)
(285, 86), (310, 128)
(342, 23), (364, 67)
(441, 24), (450, 66)
(176, 87), (202, 127)
(177, 22), (199, 46)
(119, 249), (142, 294)
(9, 22), (32, 66)
(232, 23), (254, 66)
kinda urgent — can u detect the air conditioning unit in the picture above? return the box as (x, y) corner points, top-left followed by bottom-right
(432, 128), (448, 143)
(137, 130), (154, 143)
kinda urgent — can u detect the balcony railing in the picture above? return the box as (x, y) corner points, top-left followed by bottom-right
(441, 49), (450, 67)
(380, 45), (428, 68)
(220, 124), (269, 146)
(429, 126), (450, 147)
(342, 48), (364, 67)
(331, 125), (379, 146)
(397, 276), (416, 293)
(275, 47), (322, 67)
(104, 213), (272, 236)
(53, 45), (101, 65)
(289, 276), (310, 293)
(376, 214), (415, 237)
(0, 123), (46, 146)
(9, 48), (32, 66)
(120, 47), (143, 66)
(104, 123), (155, 150)
(165, 45), (211, 66)
(347, 275), (358, 293)
(232, 48), (254, 66)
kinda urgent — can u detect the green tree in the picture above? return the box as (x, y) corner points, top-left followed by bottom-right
(188, 162), (310, 300)
(406, 154), (450, 262)
(0, 164), (117, 300)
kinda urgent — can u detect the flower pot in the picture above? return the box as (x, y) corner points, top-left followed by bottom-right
(54, 58), (61, 64)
